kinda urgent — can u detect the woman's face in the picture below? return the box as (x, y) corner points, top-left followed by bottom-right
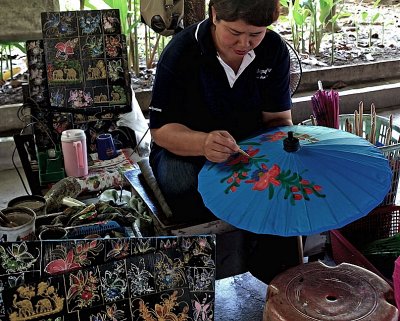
(212, 7), (267, 60)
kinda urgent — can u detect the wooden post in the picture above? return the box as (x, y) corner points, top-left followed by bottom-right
(184, 0), (206, 27)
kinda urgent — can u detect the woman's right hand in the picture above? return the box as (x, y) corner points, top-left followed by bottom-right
(203, 130), (239, 163)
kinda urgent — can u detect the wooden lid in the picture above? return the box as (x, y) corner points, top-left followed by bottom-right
(263, 261), (398, 321)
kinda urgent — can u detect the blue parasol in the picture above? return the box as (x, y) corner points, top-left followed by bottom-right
(198, 125), (392, 236)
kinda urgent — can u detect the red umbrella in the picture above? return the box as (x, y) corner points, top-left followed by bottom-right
(311, 81), (340, 129)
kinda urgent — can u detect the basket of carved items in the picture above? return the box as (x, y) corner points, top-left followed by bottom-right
(338, 113), (400, 206)
(330, 205), (400, 285)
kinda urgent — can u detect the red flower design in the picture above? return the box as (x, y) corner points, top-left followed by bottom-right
(304, 187), (313, 194)
(264, 131), (287, 142)
(252, 164), (281, 191)
(293, 194), (303, 200)
(226, 148), (260, 165)
(44, 249), (81, 274)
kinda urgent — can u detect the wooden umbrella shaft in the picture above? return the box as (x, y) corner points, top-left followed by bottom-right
(297, 235), (304, 265)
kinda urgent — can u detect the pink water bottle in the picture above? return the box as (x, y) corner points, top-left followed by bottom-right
(61, 129), (88, 177)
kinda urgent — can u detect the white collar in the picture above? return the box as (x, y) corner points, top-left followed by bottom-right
(216, 50), (256, 88)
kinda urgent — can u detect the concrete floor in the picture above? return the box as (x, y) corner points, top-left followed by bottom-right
(1, 105), (400, 320)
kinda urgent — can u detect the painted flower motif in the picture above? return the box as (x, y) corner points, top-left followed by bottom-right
(106, 239), (130, 260)
(217, 131), (326, 204)
(67, 270), (100, 309)
(261, 131), (320, 143)
(226, 148), (260, 166)
(159, 239), (178, 250)
(261, 131), (287, 142)
(154, 252), (186, 291)
(0, 242), (39, 273)
(136, 290), (190, 321)
(180, 238), (193, 252)
(246, 164), (281, 190)
(101, 265), (127, 302)
(106, 303), (126, 321)
(127, 257), (154, 296)
(197, 237), (212, 251)
(44, 239), (104, 274)
(44, 249), (81, 274)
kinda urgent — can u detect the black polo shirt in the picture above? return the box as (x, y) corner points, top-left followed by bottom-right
(149, 18), (291, 141)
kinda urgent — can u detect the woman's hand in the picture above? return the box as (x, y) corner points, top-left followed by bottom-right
(151, 124), (240, 161)
(203, 130), (239, 163)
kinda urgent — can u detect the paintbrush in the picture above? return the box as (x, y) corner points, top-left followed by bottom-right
(0, 210), (18, 228)
(238, 148), (251, 158)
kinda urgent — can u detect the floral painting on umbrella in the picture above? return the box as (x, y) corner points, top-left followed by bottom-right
(213, 131), (325, 205)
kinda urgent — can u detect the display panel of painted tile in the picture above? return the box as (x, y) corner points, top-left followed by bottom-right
(25, 35), (124, 153)
(40, 9), (131, 116)
(1, 235), (216, 321)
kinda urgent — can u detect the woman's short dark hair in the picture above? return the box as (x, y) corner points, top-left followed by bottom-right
(208, 0), (280, 27)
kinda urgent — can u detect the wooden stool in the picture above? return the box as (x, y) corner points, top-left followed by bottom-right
(263, 261), (398, 321)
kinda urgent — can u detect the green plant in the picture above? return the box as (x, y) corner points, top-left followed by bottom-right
(327, 4), (351, 64)
(359, 0), (382, 47)
(0, 42), (26, 81)
(280, 0), (311, 52)
(281, 0), (336, 55)
(127, 0), (141, 75)
(303, 0), (337, 55)
(280, 0), (348, 58)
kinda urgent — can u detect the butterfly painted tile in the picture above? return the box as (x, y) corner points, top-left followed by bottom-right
(77, 11), (103, 36)
(102, 10), (121, 34)
(41, 11), (78, 38)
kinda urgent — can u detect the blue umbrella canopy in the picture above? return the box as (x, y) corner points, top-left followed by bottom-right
(198, 125), (392, 236)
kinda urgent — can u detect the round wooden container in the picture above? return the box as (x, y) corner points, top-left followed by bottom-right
(263, 261), (398, 321)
